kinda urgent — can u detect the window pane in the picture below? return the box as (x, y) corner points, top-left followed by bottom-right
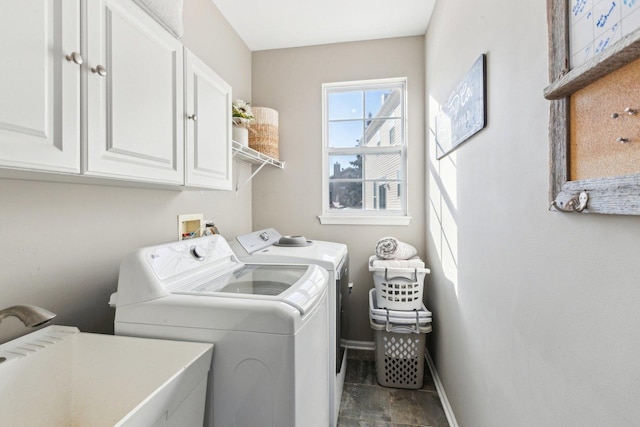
(329, 155), (362, 179)
(363, 153), (401, 180)
(328, 91), (363, 120)
(362, 118), (402, 147)
(365, 88), (402, 118)
(328, 120), (363, 147)
(364, 180), (402, 211)
(322, 79), (407, 219)
(329, 182), (362, 210)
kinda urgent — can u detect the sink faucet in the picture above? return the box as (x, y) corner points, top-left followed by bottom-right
(0, 305), (56, 328)
(0, 305), (55, 363)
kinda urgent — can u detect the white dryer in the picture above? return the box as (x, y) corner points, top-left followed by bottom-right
(230, 228), (349, 427)
(111, 235), (330, 427)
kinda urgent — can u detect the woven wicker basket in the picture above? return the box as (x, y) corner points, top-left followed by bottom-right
(249, 107), (279, 159)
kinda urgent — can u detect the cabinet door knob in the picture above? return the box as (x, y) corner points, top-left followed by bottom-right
(91, 65), (107, 77)
(188, 114), (198, 121)
(65, 52), (83, 65)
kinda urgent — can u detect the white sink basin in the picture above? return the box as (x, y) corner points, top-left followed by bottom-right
(0, 326), (213, 426)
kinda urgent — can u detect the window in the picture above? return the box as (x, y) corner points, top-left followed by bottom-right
(320, 78), (410, 225)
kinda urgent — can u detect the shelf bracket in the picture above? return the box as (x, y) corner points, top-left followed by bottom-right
(235, 159), (269, 193)
(231, 141), (284, 193)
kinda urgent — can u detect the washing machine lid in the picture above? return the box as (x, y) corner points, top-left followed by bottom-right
(175, 264), (326, 314)
(114, 235), (328, 315)
(194, 264), (307, 295)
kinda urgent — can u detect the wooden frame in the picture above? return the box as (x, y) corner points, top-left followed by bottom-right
(545, 0), (640, 214)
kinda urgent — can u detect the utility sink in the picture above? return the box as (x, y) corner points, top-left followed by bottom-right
(0, 326), (213, 426)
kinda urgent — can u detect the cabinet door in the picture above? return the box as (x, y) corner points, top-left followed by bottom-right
(0, 0), (80, 173)
(184, 50), (233, 190)
(86, 0), (184, 184)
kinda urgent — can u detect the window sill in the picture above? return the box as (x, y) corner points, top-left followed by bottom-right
(318, 215), (412, 226)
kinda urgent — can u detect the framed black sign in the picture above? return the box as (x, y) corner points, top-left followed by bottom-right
(435, 54), (487, 160)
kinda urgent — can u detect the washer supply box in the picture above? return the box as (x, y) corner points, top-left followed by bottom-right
(368, 255), (430, 311)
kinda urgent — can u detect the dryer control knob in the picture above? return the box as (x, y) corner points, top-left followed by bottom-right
(190, 246), (205, 261)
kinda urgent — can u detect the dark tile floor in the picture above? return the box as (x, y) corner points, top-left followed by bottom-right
(337, 349), (449, 427)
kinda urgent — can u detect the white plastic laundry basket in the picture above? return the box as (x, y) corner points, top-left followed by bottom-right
(368, 289), (432, 333)
(369, 256), (430, 310)
(369, 288), (432, 389)
(370, 319), (430, 389)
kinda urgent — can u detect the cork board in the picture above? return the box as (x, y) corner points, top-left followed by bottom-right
(570, 57), (640, 180)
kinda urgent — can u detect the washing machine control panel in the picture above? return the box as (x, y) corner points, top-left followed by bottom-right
(190, 245), (206, 260)
(146, 236), (238, 281)
(235, 228), (283, 254)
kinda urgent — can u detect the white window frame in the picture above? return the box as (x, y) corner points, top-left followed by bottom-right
(319, 77), (411, 226)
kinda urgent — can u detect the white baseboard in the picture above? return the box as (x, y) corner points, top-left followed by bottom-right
(425, 351), (459, 427)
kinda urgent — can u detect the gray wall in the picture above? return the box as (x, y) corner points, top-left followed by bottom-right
(0, 0), (253, 342)
(425, 1), (640, 426)
(251, 37), (426, 342)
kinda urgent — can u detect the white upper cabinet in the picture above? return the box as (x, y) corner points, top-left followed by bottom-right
(0, 1), (234, 190)
(0, 1), (80, 173)
(184, 49), (233, 190)
(85, 0), (184, 185)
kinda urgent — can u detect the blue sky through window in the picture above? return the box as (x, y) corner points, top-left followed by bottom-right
(328, 87), (398, 174)
(329, 91), (362, 120)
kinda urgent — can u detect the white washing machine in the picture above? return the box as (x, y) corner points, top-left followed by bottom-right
(230, 228), (349, 427)
(110, 235), (330, 427)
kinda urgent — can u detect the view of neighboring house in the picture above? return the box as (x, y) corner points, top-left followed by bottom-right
(329, 88), (403, 211)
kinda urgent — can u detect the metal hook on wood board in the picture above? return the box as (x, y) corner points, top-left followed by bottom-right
(550, 191), (589, 213)
(611, 107), (638, 118)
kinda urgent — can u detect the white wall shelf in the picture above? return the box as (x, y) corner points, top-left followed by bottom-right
(232, 140), (284, 192)
(232, 141), (284, 168)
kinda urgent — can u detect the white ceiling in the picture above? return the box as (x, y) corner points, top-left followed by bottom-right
(211, 0), (436, 51)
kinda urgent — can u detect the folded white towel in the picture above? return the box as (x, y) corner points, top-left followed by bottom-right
(371, 256), (425, 269)
(375, 237), (417, 260)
